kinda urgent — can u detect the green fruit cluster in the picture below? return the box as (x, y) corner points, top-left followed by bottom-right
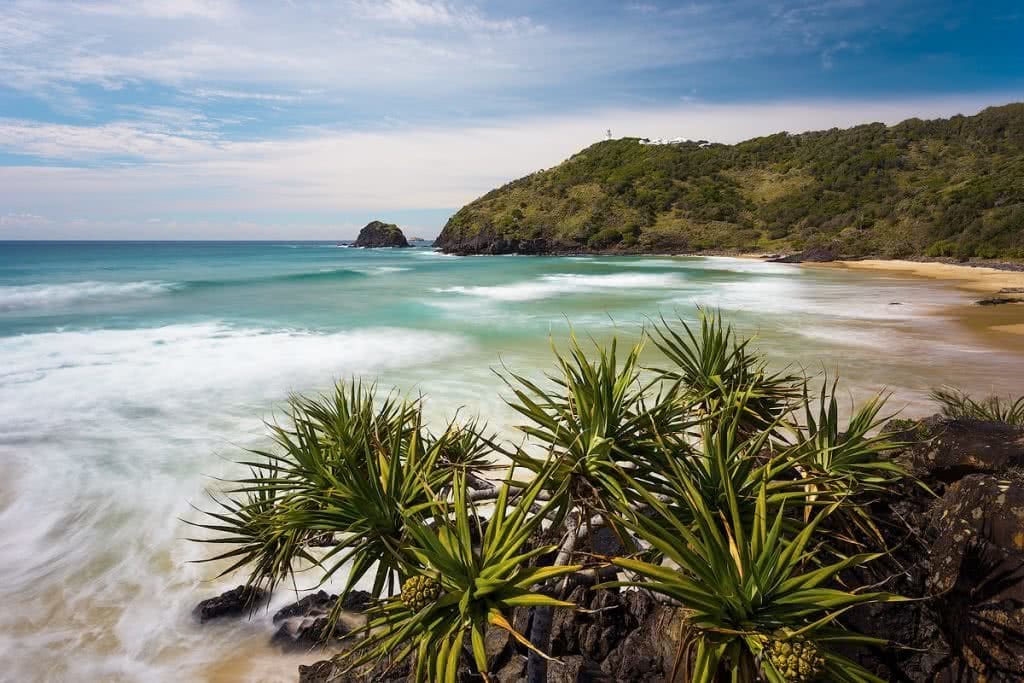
(765, 635), (825, 682)
(401, 575), (442, 613)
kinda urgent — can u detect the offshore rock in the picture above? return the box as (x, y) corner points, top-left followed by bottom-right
(192, 585), (268, 623)
(354, 221), (410, 248)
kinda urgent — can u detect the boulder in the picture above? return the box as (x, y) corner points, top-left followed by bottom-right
(898, 416), (1024, 487)
(192, 585), (268, 623)
(768, 246), (838, 263)
(354, 221), (410, 248)
(844, 429), (1024, 681)
(975, 296), (1024, 305)
(271, 590), (370, 651)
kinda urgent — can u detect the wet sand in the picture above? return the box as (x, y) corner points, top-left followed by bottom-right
(812, 259), (1024, 295)
(806, 260), (1024, 344)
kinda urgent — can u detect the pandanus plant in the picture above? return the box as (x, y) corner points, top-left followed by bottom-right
(190, 311), (915, 681)
(190, 383), (478, 604)
(340, 468), (580, 682)
(602, 449), (906, 682)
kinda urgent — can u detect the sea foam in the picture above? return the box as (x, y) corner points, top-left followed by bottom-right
(435, 272), (684, 301)
(0, 322), (470, 681)
(0, 280), (179, 312)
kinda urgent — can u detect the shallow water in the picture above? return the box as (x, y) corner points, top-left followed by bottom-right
(0, 241), (1020, 681)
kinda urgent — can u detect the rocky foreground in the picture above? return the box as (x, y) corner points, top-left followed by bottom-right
(194, 413), (1024, 682)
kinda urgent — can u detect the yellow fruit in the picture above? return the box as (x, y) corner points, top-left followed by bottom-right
(764, 634), (825, 682)
(400, 575), (442, 613)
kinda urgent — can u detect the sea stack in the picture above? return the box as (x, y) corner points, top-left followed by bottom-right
(354, 221), (410, 248)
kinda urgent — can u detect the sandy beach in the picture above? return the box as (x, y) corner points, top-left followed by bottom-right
(808, 259), (1024, 342)
(812, 259), (1024, 294)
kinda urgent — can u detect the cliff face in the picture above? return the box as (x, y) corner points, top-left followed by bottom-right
(354, 221), (410, 248)
(435, 104), (1024, 259)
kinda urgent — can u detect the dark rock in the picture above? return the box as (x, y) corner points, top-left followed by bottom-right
(354, 221), (410, 248)
(271, 612), (347, 651)
(976, 296), (1024, 305)
(298, 656), (410, 683)
(899, 416), (1024, 487)
(998, 287), (1024, 294)
(340, 590), (372, 613)
(271, 589), (371, 651)
(192, 585), (268, 623)
(544, 583), (684, 682)
(493, 655), (527, 683)
(768, 246), (838, 263)
(844, 432), (1024, 682)
(928, 472), (1024, 594)
(274, 591), (331, 623)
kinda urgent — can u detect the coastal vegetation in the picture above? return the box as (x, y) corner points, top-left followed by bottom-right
(435, 103), (1024, 259)
(191, 312), (937, 681)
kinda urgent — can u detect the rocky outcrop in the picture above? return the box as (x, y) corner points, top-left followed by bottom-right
(843, 416), (1024, 681)
(354, 221), (410, 248)
(768, 246), (839, 263)
(432, 228), (557, 256)
(210, 416), (1024, 682)
(192, 585), (268, 623)
(896, 416), (1024, 487)
(272, 590), (371, 651)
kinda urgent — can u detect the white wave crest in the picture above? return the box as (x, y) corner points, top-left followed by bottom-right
(352, 266), (412, 275)
(0, 280), (178, 312)
(0, 322), (471, 681)
(434, 272), (684, 301)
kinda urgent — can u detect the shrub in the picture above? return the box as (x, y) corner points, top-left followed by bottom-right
(191, 313), (917, 680)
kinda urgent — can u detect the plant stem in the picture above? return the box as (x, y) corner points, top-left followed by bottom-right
(526, 516), (581, 683)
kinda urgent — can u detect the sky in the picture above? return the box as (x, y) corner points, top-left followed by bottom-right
(0, 1), (1022, 240)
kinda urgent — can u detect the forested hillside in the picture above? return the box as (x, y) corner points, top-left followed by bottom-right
(435, 104), (1024, 259)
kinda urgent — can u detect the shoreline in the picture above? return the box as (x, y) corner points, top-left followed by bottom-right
(804, 258), (1024, 342)
(806, 258), (1024, 294)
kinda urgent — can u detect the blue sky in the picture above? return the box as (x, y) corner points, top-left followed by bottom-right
(1, 0), (1021, 239)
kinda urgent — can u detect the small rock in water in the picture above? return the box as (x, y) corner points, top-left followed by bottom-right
(271, 589), (372, 650)
(975, 296), (1024, 305)
(192, 585), (268, 623)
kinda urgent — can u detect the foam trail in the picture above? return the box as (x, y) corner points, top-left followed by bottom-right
(0, 281), (178, 312)
(0, 322), (470, 682)
(435, 272), (684, 301)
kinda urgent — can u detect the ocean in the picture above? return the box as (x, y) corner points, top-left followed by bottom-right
(0, 241), (1020, 681)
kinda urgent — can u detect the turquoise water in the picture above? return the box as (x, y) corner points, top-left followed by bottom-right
(0, 241), (1020, 681)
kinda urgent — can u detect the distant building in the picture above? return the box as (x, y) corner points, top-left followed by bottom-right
(640, 137), (713, 147)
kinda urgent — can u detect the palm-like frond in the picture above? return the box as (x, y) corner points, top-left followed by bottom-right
(785, 377), (904, 489)
(630, 389), (831, 538)
(603, 469), (904, 682)
(502, 333), (686, 514)
(186, 465), (317, 593)
(430, 416), (500, 475)
(192, 382), (454, 604)
(650, 310), (802, 431)
(931, 386), (1024, 426)
(341, 468), (580, 682)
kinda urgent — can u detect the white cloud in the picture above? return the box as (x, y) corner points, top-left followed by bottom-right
(356, 0), (538, 33)
(0, 94), (1013, 239)
(73, 0), (238, 21)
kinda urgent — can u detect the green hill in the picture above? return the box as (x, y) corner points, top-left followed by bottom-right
(435, 103), (1024, 259)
